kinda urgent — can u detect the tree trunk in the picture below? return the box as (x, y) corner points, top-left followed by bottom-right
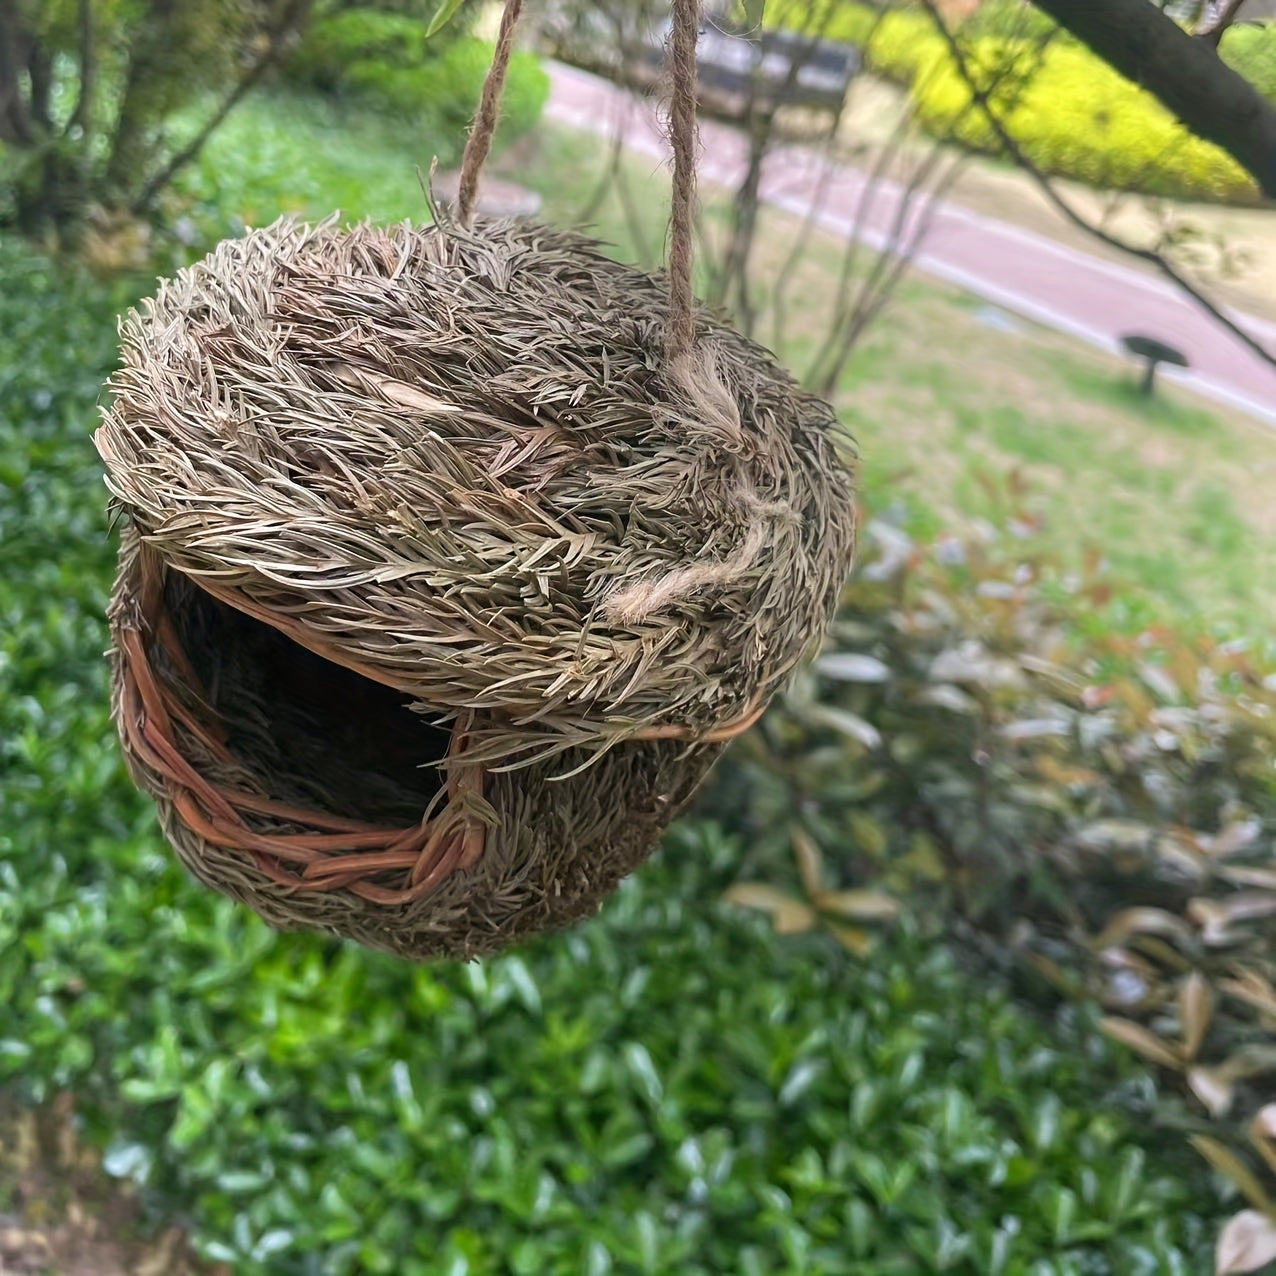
(0, 0), (34, 144)
(1029, 0), (1276, 197)
(104, 0), (179, 199)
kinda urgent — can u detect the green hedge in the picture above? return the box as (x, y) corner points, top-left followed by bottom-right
(0, 237), (1221, 1275)
(286, 9), (548, 160)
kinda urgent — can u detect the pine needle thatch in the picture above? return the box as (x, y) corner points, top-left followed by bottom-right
(97, 215), (856, 960)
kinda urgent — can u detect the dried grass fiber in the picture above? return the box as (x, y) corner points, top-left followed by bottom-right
(96, 215), (856, 960)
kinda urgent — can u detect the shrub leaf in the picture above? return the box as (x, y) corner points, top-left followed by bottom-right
(1188, 1067), (1234, 1118)
(1215, 1209), (1276, 1275)
(1099, 1017), (1183, 1070)
(1181, 973), (1215, 1062)
(724, 884), (817, 934)
(814, 652), (892, 683)
(1192, 1136), (1273, 1213)
(816, 890), (902, 922)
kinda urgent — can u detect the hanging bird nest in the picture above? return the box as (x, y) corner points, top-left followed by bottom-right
(96, 215), (855, 961)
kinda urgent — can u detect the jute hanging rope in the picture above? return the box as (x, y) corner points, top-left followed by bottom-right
(455, 0), (525, 228)
(96, 0), (857, 961)
(663, 0), (702, 368)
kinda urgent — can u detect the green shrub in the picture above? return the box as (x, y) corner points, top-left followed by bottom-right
(426, 36), (550, 144)
(289, 8), (435, 91)
(704, 501), (1276, 1233)
(286, 9), (548, 160)
(1220, 22), (1276, 99)
(963, 0), (1057, 42)
(779, 1), (1265, 201)
(0, 238), (1221, 1276)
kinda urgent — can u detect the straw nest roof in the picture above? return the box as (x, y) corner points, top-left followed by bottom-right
(96, 216), (856, 960)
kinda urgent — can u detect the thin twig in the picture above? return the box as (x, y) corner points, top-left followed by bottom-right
(132, 0), (312, 214)
(811, 146), (964, 398)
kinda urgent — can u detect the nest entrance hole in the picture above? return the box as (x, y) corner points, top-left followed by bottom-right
(168, 575), (453, 827)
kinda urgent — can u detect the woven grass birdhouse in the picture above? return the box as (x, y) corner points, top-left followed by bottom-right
(96, 216), (854, 961)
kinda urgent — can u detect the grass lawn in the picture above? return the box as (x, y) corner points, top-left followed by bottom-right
(189, 97), (1276, 635)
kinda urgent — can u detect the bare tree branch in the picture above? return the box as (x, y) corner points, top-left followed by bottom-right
(803, 28), (1055, 394)
(768, 126), (848, 356)
(67, 0), (94, 134)
(806, 110), (966, 397)
(917, 0), (1276, 372)
(714, 0), (849, 335)
(570, 5), (643, 226)
(1028, 0), (1276, 197)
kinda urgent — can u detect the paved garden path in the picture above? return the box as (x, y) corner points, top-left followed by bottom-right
(545, 61), (1276, 428)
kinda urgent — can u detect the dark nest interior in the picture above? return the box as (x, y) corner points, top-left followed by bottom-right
(166, 570), (454, 829)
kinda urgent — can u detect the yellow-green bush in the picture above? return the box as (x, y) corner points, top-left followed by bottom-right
(1220, 21), (1276, 98)
(915, 38), (1257, 201)
(780, 2), (944, 81)
(775, 2), (1262, 202)
(768, 0), (880, 46)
